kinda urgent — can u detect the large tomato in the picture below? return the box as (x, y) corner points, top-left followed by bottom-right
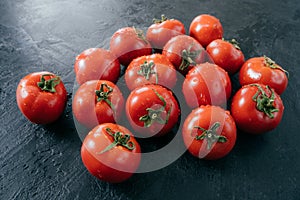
(162, 35), (205, 75)
(72, 80), (124, 129)
(125, 54), (177, 90)
(126, 84), (180, 137)
(239, 56), (288, 95)
(146, 15), (185, 50)
(182, 62), (232, 108)
(182, 105), (237, 160)
(16, 71), (67, 124)
(81, 123), (141, 183)
(110, 27), (152, 66)
(231, 83), (284, 134)
(74, 48), (120, 85)
(189, 14), (223, 47)
(206, 39), (245, 75)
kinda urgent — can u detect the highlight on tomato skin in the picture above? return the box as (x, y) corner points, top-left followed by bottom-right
(16, 71), (67, 124)
(182, 105), (237, 160)
(230, 83), (284, 134)
(74, 48), (121, 85)
(239, 56), (288, 95)
(81, 123), (141, 183)
(182, 62), (232, 109)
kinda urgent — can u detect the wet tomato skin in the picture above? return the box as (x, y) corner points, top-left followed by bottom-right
(16, 71), (67, 124)
(182, 105), (237, 160)
(81, 123), (141, 183)
(231, 84), (284, 134)
(239, 56), (288, 95)
(206, 39), (245, 75)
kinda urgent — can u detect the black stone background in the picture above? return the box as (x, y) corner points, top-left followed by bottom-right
(1, 0), (300, 199)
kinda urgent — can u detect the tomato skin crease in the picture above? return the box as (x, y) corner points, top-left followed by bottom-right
(81, 123), (141, 183)
(182, 105), (237, 160)
(231, 84), (284, 134)
(16, 71), (67, 124)
(239, 56), (288, 95)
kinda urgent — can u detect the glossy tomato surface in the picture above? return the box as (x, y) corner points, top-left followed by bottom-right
(231, 83), (284, 134)
(81, 123), (141, 183)
(206, 39), (245, 75)
(162, 35), (205, 75)
(125, 54), (177, 90)
(239, 56), (288, 95)
(72, 80), (124, 129)
(189, 14), (223, 47)
(182, 62), (232, 108)
(110, 27), (152, 66)
(182, 105), (237, 160)
(74, 48), (120, 85)
(16, 71), (67, 124)
(146, 15), (185, 49)
(126, 84), (180, 137)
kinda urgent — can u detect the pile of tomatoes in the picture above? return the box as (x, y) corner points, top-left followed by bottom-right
(16, 14), (288, 183)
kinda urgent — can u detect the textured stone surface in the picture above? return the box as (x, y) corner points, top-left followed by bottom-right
(1, 0), (300, 199)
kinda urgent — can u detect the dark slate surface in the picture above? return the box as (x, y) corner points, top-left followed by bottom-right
(1, 0), (300, 199)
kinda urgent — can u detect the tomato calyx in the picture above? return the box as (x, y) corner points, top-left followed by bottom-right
(137, 61), (158, 84)
(227, 38), (241, 50)
(251, 84), (279, 119)
(97, 127), (135, 154)
(193, 122), (227, 150)
(37, 74), (61, 93)
(263, 55), (289, 77)
(95, 83), (115, 111)
(133, 26), (148, 44)
(179, 45), (201, 71)
(153, 14), (168, 24)
(139, 89), (171, 127)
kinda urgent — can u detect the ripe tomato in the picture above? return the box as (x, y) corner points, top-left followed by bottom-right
(189, 14), (223, 47)
(74, 48), (120, 85)
(231, 83), (284, 134)
(126, 84), (180, 137)
(125, 54), (177, 90)
(182, 105), (237, 160)
(162, 35), (205, 75)
(206, 39), (245, 75)
(146, 15), (185, 50)
(182, 62), (232, 108)
(16, 71), (67, 124)
(72, 80), (124, 129)
(81, 123), (141, 183)
(239, 56), (288, 95)
(110, 27), (152, 66)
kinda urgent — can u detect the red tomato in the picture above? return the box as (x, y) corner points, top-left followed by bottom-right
(206, 39), (245, 75)
(189, 14), (223, 47)
(146, 15), (185, 50)
(125, 54), (177, 90)
(110, 27), (152, 66)
(239, 56), (288, 95)
(126, 84), (180, 137)
(81, 123), (141, 183)
(72, 80), (124, 129)
(16, 71), (67, 124)
(231, 83), (284, 134)
(162, 35), (205, 75)
(74, 48), (120, 85)
(182, 105), (237, 160)
(182, 62), (232, 108)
